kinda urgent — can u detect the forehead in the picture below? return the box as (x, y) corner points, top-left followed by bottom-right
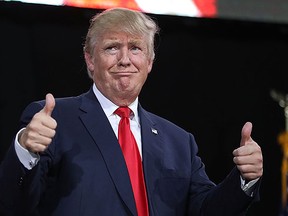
(100, 31), (146, 43)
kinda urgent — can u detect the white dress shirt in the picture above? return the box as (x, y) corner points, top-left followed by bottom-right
(92, 84), (143, 158)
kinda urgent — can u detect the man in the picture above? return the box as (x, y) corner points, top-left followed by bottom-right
(0, 7), (263, 216)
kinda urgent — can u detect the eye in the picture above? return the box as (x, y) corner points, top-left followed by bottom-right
(130, 46), (141, 54)
(105, 46), (118, 54)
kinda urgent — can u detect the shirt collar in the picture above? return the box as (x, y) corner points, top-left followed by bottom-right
(92, 83), (139, 122)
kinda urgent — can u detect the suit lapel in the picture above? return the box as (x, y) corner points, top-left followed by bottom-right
(139, 106), (164, 215)
(79, 90), (137, 216)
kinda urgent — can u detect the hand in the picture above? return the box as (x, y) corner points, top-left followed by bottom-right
(233, 122), (263, 181)
(19, 93), (57, 153)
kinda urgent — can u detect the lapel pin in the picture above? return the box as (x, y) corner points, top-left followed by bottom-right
(151, 128), (158, 135)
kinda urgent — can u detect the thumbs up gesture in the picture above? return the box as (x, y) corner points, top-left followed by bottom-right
(19, 93), (57, 153)
(233, 122), (263, 181)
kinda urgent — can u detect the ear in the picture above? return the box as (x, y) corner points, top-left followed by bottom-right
(84, 51), (95, 72)
(147, 58), (153, 74)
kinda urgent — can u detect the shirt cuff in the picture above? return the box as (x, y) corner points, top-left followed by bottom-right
(240, 176), (259, 197)
(14, 128), (40, 170)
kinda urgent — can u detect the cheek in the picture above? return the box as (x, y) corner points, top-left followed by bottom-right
(132, 58), (152, 72)
(94, 56), (117, 75)
(100, 59), (116, 71)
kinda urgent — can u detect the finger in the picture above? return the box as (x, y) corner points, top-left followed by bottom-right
(236, 163), (263, 180)
(41, 93), (55, 116)
(240, 121), (252, 147)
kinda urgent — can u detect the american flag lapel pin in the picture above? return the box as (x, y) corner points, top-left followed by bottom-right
(151, 128), (158, 135)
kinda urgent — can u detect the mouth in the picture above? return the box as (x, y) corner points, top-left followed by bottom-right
(113, 71), (136, 75)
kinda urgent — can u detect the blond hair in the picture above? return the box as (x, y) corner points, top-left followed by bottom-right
(84, 7), (159, 62)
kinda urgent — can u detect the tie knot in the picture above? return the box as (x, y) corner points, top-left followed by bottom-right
(115, 106), (131, 118)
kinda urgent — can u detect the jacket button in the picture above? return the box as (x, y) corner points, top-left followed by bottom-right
(18, 177), (24, 186)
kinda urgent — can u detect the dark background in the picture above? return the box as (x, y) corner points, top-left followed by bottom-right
(1, 1), (288, 215)
(217, 0), (288, 24)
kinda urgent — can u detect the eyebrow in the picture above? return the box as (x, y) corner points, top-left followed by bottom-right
(103, 39), (144, 47)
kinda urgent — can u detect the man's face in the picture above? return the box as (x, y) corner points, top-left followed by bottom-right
(85, 31), (153, 106)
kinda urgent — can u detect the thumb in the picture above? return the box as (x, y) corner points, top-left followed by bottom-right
(240, 121), (252, 147)
(42, 93), (55, 116)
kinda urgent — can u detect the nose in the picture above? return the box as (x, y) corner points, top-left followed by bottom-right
(117, 48), (131, 66)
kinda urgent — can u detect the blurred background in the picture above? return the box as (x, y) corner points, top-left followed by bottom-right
(1, 0), (288, 215)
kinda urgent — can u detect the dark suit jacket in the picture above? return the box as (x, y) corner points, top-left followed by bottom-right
(0, 87), (260, 216)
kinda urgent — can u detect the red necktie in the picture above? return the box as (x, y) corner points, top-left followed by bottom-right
(115, 107), (149, 216)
